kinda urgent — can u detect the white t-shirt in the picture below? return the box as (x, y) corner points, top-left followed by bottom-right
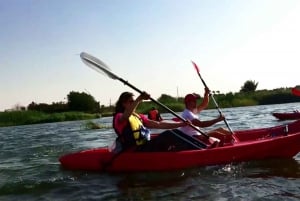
(179, 108), (201, 136)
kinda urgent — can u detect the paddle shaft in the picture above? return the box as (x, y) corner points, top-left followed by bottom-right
(117, 77), (210, 139)
(194, 65), (234, 135)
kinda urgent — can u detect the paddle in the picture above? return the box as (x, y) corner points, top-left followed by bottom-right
(80, 52), (217, 145)
(291, 87), (300, 96)
(191, 61), (239, 141)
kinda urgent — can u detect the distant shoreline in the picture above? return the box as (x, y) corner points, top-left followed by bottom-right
(0, 111), (100, 128)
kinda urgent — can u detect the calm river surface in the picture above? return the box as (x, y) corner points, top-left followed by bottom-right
(0, 103), (299, 201)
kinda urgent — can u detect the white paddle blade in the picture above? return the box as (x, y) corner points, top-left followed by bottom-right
(80, 52), (119, 80)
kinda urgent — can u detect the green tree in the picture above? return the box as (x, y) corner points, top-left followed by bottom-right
(67, 91), (100, 113)
(158, 94), (178, 104)
(240, 80), (259, 93)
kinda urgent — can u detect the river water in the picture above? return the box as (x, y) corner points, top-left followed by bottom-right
(0, 103), (299, 201)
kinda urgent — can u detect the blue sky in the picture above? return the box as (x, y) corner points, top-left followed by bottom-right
(1, 0), (300, 111)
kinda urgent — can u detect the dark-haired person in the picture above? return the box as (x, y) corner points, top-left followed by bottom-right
(148, 107), (163, 121)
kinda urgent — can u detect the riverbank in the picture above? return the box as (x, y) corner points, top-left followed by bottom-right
(0, 111), (100, 127)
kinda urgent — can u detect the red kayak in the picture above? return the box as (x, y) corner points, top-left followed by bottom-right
(59, 120), (300, 172)
(272, 112), (300, 120)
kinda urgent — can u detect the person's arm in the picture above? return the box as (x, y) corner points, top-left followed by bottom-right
(192, 114), (224, 128)
(144, 119), (188, 129)
(196, 88), (210, 113)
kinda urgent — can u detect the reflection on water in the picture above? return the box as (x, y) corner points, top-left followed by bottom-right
(0, 103), (300, 201)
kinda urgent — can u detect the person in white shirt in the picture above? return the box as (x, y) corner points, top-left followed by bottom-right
(180, 88), (232, 145)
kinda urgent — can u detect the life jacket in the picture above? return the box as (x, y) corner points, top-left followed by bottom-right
(113, 113), (150, 150)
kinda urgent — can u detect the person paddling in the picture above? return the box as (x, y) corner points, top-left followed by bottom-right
(148, 107), (163, 121)
(180, 88), (233, 146)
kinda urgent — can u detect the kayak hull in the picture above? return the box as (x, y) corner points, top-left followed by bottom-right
(273, 112), (300, 120)
(59, 120), (300, 172)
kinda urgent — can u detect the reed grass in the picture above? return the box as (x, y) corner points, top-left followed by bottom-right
(0, 111), (99, 127)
